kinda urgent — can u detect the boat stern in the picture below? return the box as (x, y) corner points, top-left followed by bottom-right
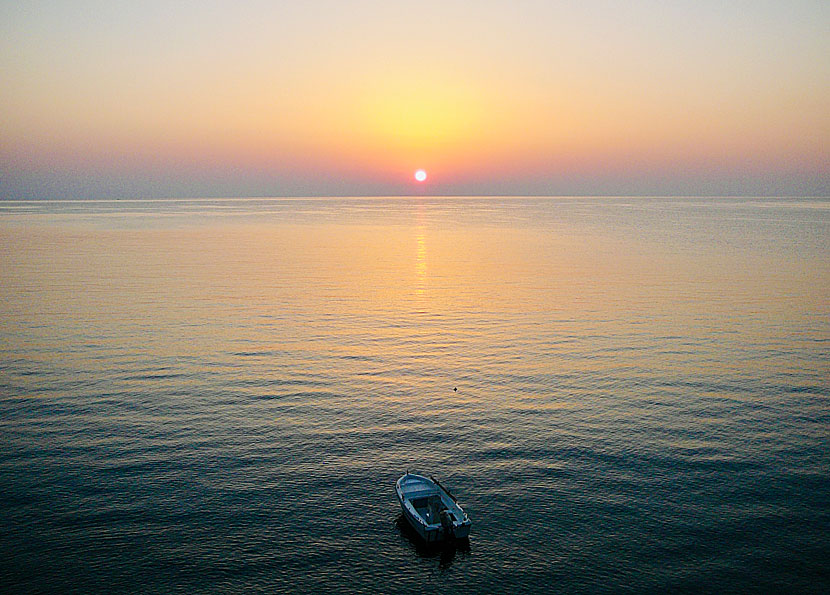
(452, 518), (472, 539)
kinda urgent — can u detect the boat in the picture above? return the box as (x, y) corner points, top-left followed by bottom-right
(395, 472), (472, 543)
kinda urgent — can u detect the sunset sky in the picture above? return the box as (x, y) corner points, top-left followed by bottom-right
(2, 0), (828, 198)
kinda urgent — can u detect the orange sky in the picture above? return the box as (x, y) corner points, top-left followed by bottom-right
(1, 1), (828, 197)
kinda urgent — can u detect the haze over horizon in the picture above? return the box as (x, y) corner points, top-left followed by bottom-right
(2, 1), (828, 199)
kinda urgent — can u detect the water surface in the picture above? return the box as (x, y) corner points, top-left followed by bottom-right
(1, 197), (828, 593)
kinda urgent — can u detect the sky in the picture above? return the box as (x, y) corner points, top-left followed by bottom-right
(1, 0), (828, 198)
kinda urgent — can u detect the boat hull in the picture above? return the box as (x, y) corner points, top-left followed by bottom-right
(400, 500), (445, 542)
(452, 521), (471, 539)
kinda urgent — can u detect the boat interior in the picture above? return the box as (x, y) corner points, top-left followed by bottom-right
(410, 494), (447, 525)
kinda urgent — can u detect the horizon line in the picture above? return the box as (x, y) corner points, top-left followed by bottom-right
(2, 194), (830, 203)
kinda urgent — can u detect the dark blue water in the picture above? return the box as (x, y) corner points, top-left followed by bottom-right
(1, 197), (828, 593)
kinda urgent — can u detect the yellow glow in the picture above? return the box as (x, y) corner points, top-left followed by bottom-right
(344, 77), (500, 164)
(359, 79), (484, 146)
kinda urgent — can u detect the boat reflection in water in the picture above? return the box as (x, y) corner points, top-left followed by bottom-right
(394, 514), (471, 568)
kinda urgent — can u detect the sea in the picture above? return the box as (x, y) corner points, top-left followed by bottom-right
(1, 196), (828, 594)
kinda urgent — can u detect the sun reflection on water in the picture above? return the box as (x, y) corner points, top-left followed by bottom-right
(414, 227), (427, 296)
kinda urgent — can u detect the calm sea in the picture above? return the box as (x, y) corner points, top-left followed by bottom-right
(1, 197), (828, 594)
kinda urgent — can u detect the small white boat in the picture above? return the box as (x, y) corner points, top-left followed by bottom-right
(396, 473), (472, 543)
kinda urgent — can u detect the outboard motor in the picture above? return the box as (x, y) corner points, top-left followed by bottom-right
(440, 510), (454, 537)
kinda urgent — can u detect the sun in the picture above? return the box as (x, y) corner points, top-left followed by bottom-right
(414, 169), (427, 182)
